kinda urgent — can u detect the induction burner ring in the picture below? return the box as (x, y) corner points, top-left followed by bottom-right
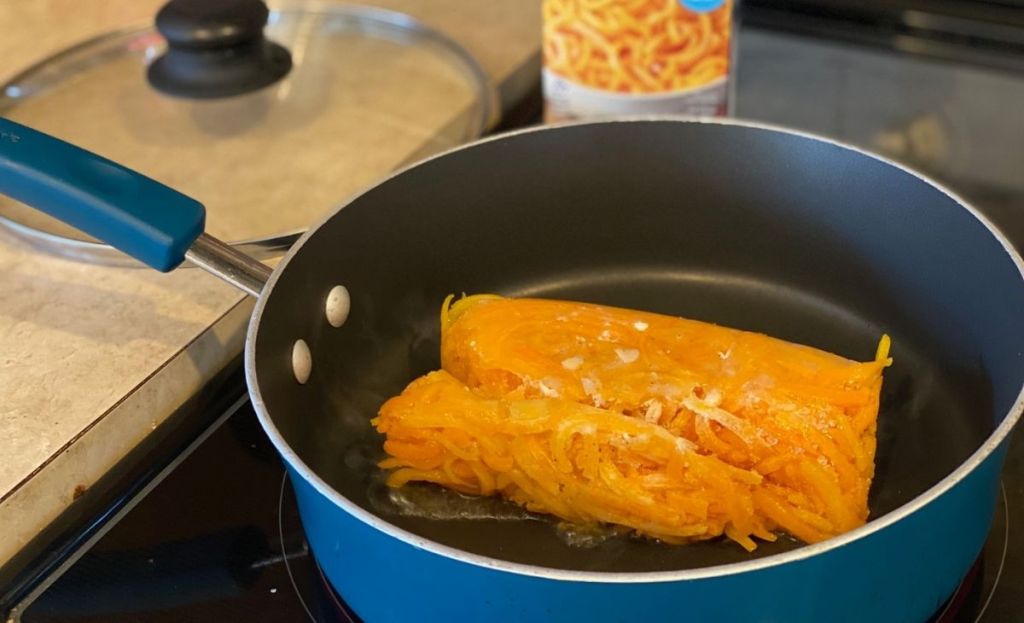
(974, 482), (1009, 622)
(279, 471), (318, 623)
(315, 558), (359, 623)
(932, 481), (1009, 623)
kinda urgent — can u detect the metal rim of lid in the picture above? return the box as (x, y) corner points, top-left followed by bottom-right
(0, 2), (499, 268)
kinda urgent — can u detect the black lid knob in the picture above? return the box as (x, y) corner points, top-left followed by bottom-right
(147, 0), (292, 99)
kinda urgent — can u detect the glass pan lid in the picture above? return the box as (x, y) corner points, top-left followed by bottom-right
(0, 3), (495, 266)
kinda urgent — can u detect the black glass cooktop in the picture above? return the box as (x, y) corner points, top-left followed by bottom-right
(4, 13), (1024, 622)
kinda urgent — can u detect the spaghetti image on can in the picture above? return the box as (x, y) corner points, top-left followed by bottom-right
(542, 0), (736, 121)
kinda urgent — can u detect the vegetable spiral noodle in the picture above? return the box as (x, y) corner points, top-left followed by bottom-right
(376, 370), (772, 548)
(375, 295), (891, 551)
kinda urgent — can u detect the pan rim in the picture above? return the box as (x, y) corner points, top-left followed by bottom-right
(245, 115), (1024, 583)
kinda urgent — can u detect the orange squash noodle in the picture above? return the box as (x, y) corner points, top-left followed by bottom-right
(374, 370), (774, 550)
(543, 0), (733, 94)
(439, 295), (892, 547)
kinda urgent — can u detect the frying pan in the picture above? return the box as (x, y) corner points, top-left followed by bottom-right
(2, 116), (1022, 623)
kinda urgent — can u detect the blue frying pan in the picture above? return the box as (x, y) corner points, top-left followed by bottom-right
(2, 116), (1021, 622)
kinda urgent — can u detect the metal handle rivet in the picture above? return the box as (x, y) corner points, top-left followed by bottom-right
(325, 285), (351, 328)
(292, 339), (312, 384)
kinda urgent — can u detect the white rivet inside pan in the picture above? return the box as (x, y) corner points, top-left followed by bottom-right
(325, 285), (351, 328)
(292, 339), (312, 384)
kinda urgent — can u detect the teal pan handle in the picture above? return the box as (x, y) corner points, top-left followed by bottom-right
(0, 116), (205, 271)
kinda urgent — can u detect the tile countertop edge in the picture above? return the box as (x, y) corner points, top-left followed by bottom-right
(0, 298), (252, 567)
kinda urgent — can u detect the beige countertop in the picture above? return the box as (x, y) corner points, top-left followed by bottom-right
(0, 0), (540, 568)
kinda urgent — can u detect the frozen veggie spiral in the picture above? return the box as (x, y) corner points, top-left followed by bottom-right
(373, 295), (891, 550)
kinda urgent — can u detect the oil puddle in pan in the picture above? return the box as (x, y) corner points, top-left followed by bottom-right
(369, 479), (535, 522)
(339, 440), (536, 524)
(352, 436), (537, 523)
(367, 475), (642, 550)
(553, 522), (624, 549)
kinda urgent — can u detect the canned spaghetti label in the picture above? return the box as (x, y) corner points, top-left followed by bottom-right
(542, 0), (735, 122)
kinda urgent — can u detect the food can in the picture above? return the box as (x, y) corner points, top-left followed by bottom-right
(542, 0), (737, 121)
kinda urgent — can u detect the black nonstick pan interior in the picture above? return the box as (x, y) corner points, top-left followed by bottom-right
(252, 120), (1024, 572)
